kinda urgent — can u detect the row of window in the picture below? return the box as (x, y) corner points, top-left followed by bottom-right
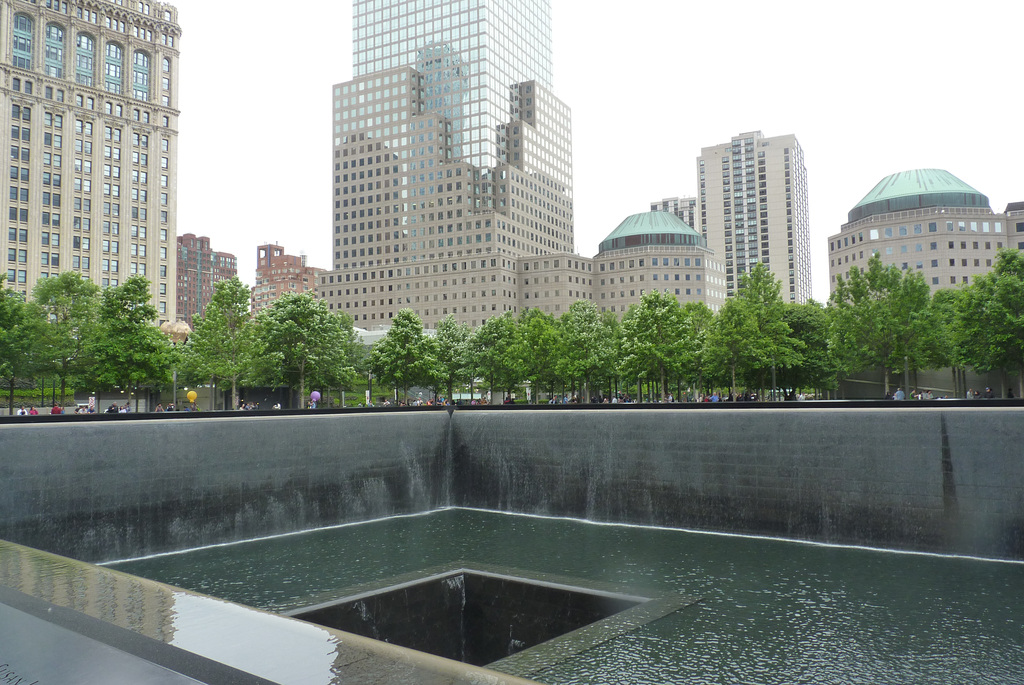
(12, 16), (172, 104)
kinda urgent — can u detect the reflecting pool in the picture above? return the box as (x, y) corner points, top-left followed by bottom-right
(111, 508), (1024, 684)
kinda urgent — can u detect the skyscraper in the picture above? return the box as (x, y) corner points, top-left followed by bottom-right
(320, 0), (573, 329)
(1, 0), (180, 320)
(698, 131), (811, 302)
(351, 0), (554, 172)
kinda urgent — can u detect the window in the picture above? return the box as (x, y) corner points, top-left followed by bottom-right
(132, 51), (149, 101)
(76, 33), (95, 85)
(105, 43), (123, 94)
(13, 15), (33, 69)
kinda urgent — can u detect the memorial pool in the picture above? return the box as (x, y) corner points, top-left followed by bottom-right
(111, 508), (1024, 684)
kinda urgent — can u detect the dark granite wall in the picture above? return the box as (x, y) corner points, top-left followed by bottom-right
(2, 406), (1022, 561)
(0, 411), (452, 561)
(450, 407), (1024, 559)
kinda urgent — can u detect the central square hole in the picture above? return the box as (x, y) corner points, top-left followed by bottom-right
(286, 569), (648, 667)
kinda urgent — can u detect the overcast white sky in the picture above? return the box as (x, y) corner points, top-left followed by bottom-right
(169, 0), (1022, 302)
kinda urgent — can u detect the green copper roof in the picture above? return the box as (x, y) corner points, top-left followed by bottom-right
(849, 169), (989, 222)
(599, 212), (705, 253)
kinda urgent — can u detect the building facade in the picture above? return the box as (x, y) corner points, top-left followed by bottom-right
(351, 0), (554, 173)
(592, 212), (725, 316)
(650, 196), (697, 229)
(827, 169), (1018, 293)
(175, 233), (236, 326)
(698, 131), (811, 303)
(251, 243), (323, 313)
(319, 0), (574, 329)
(1, 0), (180, 321)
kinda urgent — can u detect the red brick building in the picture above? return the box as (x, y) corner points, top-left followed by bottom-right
(175, 234), (237, 326)
(251, 244), (323, 312)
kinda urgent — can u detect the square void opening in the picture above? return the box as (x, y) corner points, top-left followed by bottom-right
(287, 569), (648, 667)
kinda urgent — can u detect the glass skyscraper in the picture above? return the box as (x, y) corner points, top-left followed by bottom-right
(351, 0), (553, 170)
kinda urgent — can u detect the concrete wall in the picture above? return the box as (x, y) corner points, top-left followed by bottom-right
(2, 405), (1022, 562)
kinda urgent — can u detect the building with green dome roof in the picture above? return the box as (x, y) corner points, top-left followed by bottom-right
(828, 169), (1017, 295)
(597, 211), (707, 253)
(519, 211), (725, 318)
(591, 212), (724, 316)
(847, 169), (990, 224)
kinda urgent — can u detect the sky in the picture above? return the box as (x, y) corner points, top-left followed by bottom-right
(168, 0), (1022, 302)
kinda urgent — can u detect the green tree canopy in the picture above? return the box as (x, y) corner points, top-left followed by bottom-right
(556, 300), (615, 401)
(182, 277), (255, 409)
(679, 301), (715, 397)
(254, 292), (357, 407)
(470, 311), (524, 399)
(92, 275), (172, 409)
(518, 307), (560, 402)
(779, 301), (835, 396)
(429, 314), (472, 401)
(0, 277), (44, 413)
(369, 308), (435, 401)
(830, 254), (935, 394)
(30, 271), (101, 404)
(619, 289), (686, 400)
(736, 264), (803, 395)
(955, 249), (1024, 395)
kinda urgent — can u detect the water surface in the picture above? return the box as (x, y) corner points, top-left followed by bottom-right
(111, 508), (1024, 684)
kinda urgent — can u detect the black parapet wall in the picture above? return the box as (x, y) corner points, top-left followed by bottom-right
(0, 408), (452, 561)
(1, 403), (1023, 561)
(449, 405), (1024, 559)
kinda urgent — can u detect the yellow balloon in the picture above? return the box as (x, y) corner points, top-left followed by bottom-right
(187, 391), (197, 402)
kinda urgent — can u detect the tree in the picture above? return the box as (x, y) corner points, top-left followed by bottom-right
(706, 296), (756, 393)
(429, 314), (472, 401)
(30, 272), (101, 405)
(518, 308), (560, 402)
(829, 254), (934, 395)
(470, 311), (524, 400)
(956, 249), (1024, 395)
(255, 292), (356, 408)
(737, 264), (804, 397)
(619, 290), (686, 400)
(679, 301), (715, 398)
(0, 277), (43, 413)
(557, 300), (614, 401)
(182, 277), (255, 410)
(92, 275), (172, 410)
(369, 309), (435, 401)
(779, 301), (835, 397)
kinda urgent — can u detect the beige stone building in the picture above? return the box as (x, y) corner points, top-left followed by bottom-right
(1, 0), (179, 320)
(592, 212), (725, 316)
(698, 131), (811, 303)
(827, 169), (1016, 293)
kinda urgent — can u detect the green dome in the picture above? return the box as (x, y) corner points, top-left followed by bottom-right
(599, 212), (705, 253)
(849, 169), (989, 223)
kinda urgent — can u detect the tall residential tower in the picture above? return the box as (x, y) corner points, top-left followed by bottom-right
(698, 131), (810, 302)
(1, 0), (180, 319)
